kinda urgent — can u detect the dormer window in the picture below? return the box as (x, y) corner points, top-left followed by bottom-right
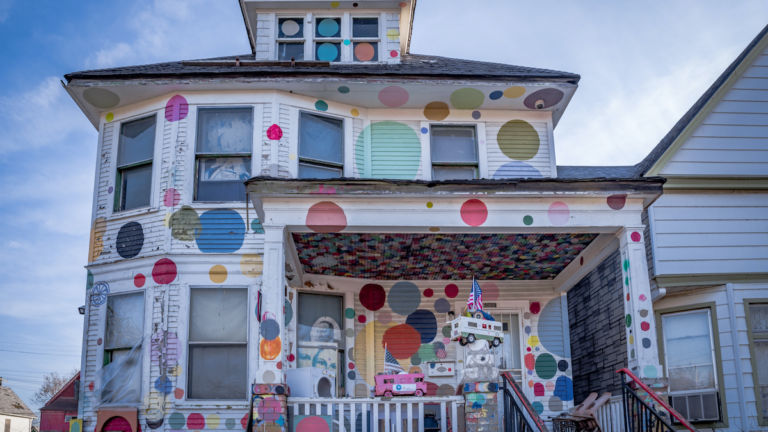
(277, 17), (305, 61)
(314, 17), (342, 62)
(352, 17), (379, 62)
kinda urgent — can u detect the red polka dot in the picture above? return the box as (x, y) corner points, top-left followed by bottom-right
(174, 388), (184, 399)
(527, 347), (531, 352)
(359, 283), (386, 311)
(390, 50), (399, 58)
(357, 315), (367, 323)
(287, 353), (295, 362)
(240, 412), (250, 430)
(524, 353), (535, 370)
(530, 302), (541, 314)
(187, 413), (205, 430)
(424, 288), (434, 297)
(97, 338), (102, 345)
(382, 324), (421, 359)
(348, 362), (355, 370)
(277, 361), (283, 369)
(267, 124), (283, 140)
(460, 199), (488, 226)
(631, 231), (642, 242)
(639, 294), (647, 301)
(306, 201), (347, 233)
(152, 258), (177, 284)
(607, 194), (626, 210)
(640, 321), (650, 331)
(444, 284), (459, 298)
(134, 273), (145, 288)
(626, 293), (630, 301)
(88, 382), (94, 391)
(296, 416), (330, 432)
(534, 382), (545, 396)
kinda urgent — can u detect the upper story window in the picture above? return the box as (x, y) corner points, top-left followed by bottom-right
(314, 17), (342, 62)
(115, 115), (156, 212)
(195, 107), (252, 202)
(102, 292), (144, 404)
(747, 302), (768, 423)
(298, 112), (343, 178)
(188, 288), (248, 400)
(430, 125), (479, 180)
(352, 17), (379, 62)
(277, 17), (305, 61)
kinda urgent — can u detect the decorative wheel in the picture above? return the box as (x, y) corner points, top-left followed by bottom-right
(473, 312), (484, 319)
(492, 337), (501, 347)
(459, 337), (467, 346)
(384, 391), (393, 398)
(415, 389), (424, 397)
(90, 282), (110, 306)
(466, 334), (476, 343)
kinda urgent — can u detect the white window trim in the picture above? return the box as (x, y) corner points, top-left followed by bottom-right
(428, 123), (481, 181)
(295, 110), (347, 179)
(349, 13), (382, 62)
(275, 15), (307, 61)
(661, 308), (719, 395)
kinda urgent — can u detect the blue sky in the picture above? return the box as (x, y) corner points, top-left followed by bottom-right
(0, 0), (766, 409)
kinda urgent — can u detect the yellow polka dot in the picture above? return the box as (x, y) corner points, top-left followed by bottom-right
(527, 335), (539, 347)
(330, 1), (340, 7)
(629, 335), (634, 344)
(429, 227), (440, 232)
(289, 153), (297, 160)
(386, 29), (400, 41)
(169, 365), (182, 377)
(105, 112), (114, 122)
(206, 414), (220, 429)
(163, 212), (172, 227)
(426, 202), (433, 208)
(350, 108), (360, 117)
(209, 265), (227, 283)
(504, 86), (526, 98)
(241, 254), (264, 278)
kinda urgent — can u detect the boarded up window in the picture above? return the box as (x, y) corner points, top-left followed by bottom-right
(195, 108), (252, 202)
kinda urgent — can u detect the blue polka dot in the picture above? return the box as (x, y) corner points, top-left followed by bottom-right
(489, 91), (503, 100)
(406, 309), (437, 343)
(317, 43), (339, 61)
(554, 376), (574, 401)
(196, 209), (246, 253)
(420, 127), (428, 134)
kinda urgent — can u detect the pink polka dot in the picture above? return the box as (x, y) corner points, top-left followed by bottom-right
(267, 124), (283, 140)
(460, 199), (488, 226)
(534, 382), (544, 396)
(296, 416), (330, 432)
(287, 353), (295, 362)
(378, 86), (409, 108)
(424, 288), (434, 297)
(390, 50), (399, 58)
(348, 362), (355, 369)
(607, 194), (626, 210)
(548, 201), (570, 225)
(257, 398), (283, 422)
(134, 273), (146, 288)
(187, 413), (205, 430)
(640, 321), (650, 331)
(639, 294), (647, 301)
(444, 283), (459, 298)
(152, 258), (177, 284)
(358, 314), (367, 323)
(163, 188), (180, 207)
(306, 201), (347, 233)
(164, 95), (188, 122)
(631, 231), (642, 242)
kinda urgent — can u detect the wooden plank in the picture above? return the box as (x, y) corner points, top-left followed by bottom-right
(660, 161), (768, 176)
(722, 88), (768, 102)
(654, 232), (768, 247)
(694, 125), (768, 138)
(680, 136), (768, 150)
(703, 112), (768, 126)
(652, 219), (768, 234)
(714, 101), (768, 114)
(652, 205), (768, 220)
(732, 77), (768, 90)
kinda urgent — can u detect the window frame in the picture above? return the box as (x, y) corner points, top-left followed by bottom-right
(655, 303), (728, 427)
(297, 111), (345, 179)
(745, 298), (768, 426)
(350, 15), (380, 62)
(296, 290), (346, 396)
(275, 16), (306, 61)
(113, 114), (158, 213)
(193, 106), (254, 203)
(313, 15), (343, 62)
(100, 290), (146, 405)
(185, 286), (250, 401)
(429, 124), (480, 181)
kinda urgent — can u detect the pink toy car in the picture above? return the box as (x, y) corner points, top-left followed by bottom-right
(374, 373), (427, 397)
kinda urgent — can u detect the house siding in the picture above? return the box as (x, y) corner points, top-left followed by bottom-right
(0, 415), (33, 432)
(567, 249), (627, 402)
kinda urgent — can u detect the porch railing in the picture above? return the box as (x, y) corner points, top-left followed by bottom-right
(594, 395), (624, 432)
(287, 396), (464, 432)
(617, 368), (697, 432)
(501, 372), (549, 432)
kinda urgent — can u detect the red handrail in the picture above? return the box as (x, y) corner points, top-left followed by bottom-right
(501, 371), (549, 431)
(617, 368), (697, 432)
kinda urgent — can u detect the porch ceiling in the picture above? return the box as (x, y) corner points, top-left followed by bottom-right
(291, 232), (598, 280)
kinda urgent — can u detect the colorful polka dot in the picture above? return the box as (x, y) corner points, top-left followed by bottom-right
(444, 283), (459, 298)
(450, 88), (484, 110)
(489, 90), (503, 100)
(267, 124), (283, 140)
(116, 221), (144, 259)
(607, 194), (627, 210)
(420, 127), (428, 134)
(535, 353), (557, 379)
(524, 88), (564, 109)
(359, 283), (386, 311)
(260, 319), (280, 340)
(471, 110), (481, 119)
(504, 86), (526, 98)
(424, 288), (434, 297)
(350, 108), (359, 117)
(209, 264), (227, 283)
(390, 50), (399, 58)
(345, 308), (355, 319)
(337, 86), (350, 94)
(260, 336), (281, 360)
(497, 120), (540, 160)
(388, 281), (421, 315)
(460, 199), (488, 226)
(640, 321), (650, 331)
(306, 201), (347, 233)
(530, 302), (541, 314)
(548, 201), (570, 225)
(642, 338), (651, 348)
(164, 95), (188, 122)
(426, 201), (433, 208)
(523, 215), (534, 225)
(631, 231), (642, 242)
(163, 188), (180, 207)
(187, 413), (205, 430)
(406, 309), (438, 343)
(382, 324), (421, 359)
(105, 112), (114, 122)
(134, 273), (145, 288)
(354, 42), (376, 61)
(315, 100), (329, 111)
(423, 101), (450, 121)
(386, 29), (400, 41)
(358, 314), (367, 323)
(378, 86), (409, 107)
(152, 258), (177, 284)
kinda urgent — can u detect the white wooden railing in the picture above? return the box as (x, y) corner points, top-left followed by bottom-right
(287, 396), (465, 432)
(594, 395), (625, 432)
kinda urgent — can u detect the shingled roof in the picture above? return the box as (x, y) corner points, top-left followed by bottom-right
(64, 53), (580, 83)
(0, 384), (36, 418)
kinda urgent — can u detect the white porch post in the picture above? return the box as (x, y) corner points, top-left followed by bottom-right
(259, 223), (287, 384)
(618, 226), (663, 379)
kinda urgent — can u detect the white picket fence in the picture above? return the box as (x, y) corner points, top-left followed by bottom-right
(287, 396), (465, 432)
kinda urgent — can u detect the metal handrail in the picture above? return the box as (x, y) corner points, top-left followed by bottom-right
(501, 371), (549, 432)
(617, 368), (697, 432)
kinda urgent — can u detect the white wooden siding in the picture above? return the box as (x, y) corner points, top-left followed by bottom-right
(254, 13), (275, 61)
(485, 120), (554, 178)
(655, 283), (768, 430)
(659, 47), (768, 177)
(650, 192), (768, 276)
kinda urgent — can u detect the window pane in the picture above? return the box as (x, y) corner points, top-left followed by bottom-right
(105, 293), (145, 349)
(315, 18), (341, 37)
(433, 166), (477, 181)
(118, 116), (156, 167)
(749, 304), (768, 419)
(196, 108), (253, 154)
(298, 163), (342, 179)
(662, 310), (716, 392)
(298, 293), (342, 345)
(299, 113), (343, 164)
(196, 157), (250, 202)
(100, 345), (142, 404)
(352, 18), (378, 38)
(316, 42), (340, 62)
(353, 42), (378, 62)
(431, 126), (477, 163)
(190, 288), (247, 342)
(188, 345), (247, 399)
(278, 43), (304, 61)
(278, 18), (303, 38)
(120, 164), (152, 210)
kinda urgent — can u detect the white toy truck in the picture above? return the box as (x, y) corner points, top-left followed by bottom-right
(449, 312), (504, 347)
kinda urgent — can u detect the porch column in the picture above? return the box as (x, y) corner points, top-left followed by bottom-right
(259, 224), (287, 384)
(618, 227), (663, 379)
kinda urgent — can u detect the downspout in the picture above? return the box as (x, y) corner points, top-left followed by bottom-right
(726, 283), (749, 430)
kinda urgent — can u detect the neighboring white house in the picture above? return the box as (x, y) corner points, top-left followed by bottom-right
(639, 24), (768, 431)
(0, 379), (36, 432)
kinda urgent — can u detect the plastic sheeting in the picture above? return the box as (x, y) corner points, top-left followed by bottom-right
(99, 338), (143, 405)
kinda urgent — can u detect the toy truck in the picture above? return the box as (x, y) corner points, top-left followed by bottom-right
(449, 313), (504, 347)
(374, 373), (427, 397)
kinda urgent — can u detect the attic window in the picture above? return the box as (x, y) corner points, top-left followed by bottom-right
(352, 17), (379, 62)
(277, 17), (304, 61)
(314, 17), (341, 62)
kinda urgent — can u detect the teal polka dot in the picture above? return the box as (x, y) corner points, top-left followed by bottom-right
(315, 100), (329, 111)
(355, 122), (421, 180)
(317, 43), (339, 61)
(345, 308), (355, 319)
(523, 215), (533, 225)
(317, 18), (340, 37)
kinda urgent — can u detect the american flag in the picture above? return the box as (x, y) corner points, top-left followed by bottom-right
(384, 344), (403, 374)
(467, 278), (483, 311)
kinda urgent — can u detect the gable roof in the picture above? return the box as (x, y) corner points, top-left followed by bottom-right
(0, 385), (36, 418)
(636, 23), (768, 176)
(64, 53), (580, 83)
(39, 372), (79, 413)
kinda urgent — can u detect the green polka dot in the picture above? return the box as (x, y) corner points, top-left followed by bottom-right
(410, 353), (421, 365)
(534, 353), (557, 379)
(345, 308), (355, 319)
(450, 88), (484, 110)
(625, 276), (630, 286)
(497, 120), (540, 160)
(523, 215), (533, 225)
(625, 314), (632, 327)
(355, 121), (421, 180)
(105, 112), (114, 122)
(338, 86), (350, 94)
(168, 412), (185, 429)
(623, 259), (629, 271)
(315, 100), (329, 111)
(417, 344), (437, 362)
(442, 325), (451, 338)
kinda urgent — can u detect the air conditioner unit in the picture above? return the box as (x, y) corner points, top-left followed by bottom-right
(670, 391), (720, 423)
